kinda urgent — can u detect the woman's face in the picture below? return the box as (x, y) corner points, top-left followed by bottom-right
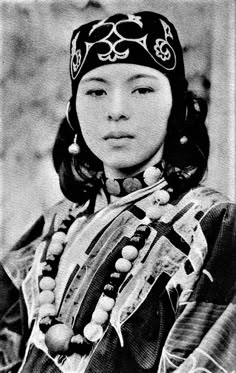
(76, 63), (172, 178)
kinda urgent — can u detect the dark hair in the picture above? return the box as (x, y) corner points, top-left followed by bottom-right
(52, 89), (209, 203)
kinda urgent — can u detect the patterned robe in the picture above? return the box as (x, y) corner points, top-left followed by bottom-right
(0, 182), (236, 373)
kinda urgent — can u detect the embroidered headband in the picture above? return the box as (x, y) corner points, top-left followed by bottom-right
(69, 11), (186, 96)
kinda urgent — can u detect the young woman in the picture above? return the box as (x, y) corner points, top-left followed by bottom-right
(0, 11), (235, 373)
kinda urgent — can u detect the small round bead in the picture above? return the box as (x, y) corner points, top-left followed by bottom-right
(129, 235), (145, 249)
(153, 190), (170, 205)
(83, 322), (103, 342)
(135, 224), (151, 239)
(39, 277), (56, 291)
(122, 245), (138, 261)
(45, 324), (74, 354)
(143, 166), (162, 186)
(48, 242), (64, 256)
(115, 258), (132, 273)
(99, 296), (115, 312)
(146, 206), (163, 220)
(180, 136), (188, 144)
(92, 308), (109, 325)
(51, 231), (66, 244)
(39, 303), (57, 319)
(39, 290), (55, 305)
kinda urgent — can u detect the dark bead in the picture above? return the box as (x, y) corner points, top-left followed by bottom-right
(135, 224), (151, 239)
(42, 264), (54, 277)
(129, 234), (145, 249)
(39, 316), (53, 333)
(103, 283), (116, 298)
(109, 272), (123, 285)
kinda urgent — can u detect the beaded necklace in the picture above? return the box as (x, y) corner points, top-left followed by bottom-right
(37, 165), (171, 357)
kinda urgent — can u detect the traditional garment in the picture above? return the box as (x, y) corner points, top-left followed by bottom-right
(0, 181), (236, 373)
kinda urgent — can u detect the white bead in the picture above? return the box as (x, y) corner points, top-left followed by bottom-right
(115, 258), (132, 273)
(39, 290), (55, 305)
(83, 322), (103, 342)
(48, 241), (64, 256)
(153, 190), (170, 205)
(39, 303), (57, 319)
(146, 206), (163, 220)
(92, 308), (109, 324)
(45, 324), (74, 354)
(39, 277), (56, 291)
(99, 296), (115, 312)
(143, 167), (162, 186)
(51, 231), (66, 244)
(68, 143), (80, 155)
(121, 245), (138, 261)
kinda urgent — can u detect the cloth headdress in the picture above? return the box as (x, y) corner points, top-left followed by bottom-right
(67, 11), (187, 128)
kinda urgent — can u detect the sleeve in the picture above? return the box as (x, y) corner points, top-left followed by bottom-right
(0, 215), (45, 373)
(158, 202), (236, 373)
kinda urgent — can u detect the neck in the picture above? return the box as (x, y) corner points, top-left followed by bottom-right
(104, 146), (164, 179)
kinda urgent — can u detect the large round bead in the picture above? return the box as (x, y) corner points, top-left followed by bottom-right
(83, 322), (103, 342)
(143, 167), (162, 186)
(48, 241), (64, 256)
(52, 231), (66, 244)
(122, 245), (138, 261)
(115, 258), (132, 273)
(105, 179), (120, 196)
(92, 308), (108, 325)
(153, 190), (170, 205)
(39, 303), (57, 319)
(39, 290), (55, 305)
(39, 277), (56, 291)
(99, 296), (115, 312)
(45, 324), (74, 355)
(122, 178), (142, 194)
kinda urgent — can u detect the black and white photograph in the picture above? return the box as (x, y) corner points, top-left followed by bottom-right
(0, 0), (235, 372)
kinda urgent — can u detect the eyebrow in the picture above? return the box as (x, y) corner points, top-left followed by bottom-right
(80, 73), (160, 85)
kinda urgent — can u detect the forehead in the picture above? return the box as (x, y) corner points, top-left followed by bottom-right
(79, 63), (169, 84)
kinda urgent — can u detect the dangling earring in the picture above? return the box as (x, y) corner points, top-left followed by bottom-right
(180, 136), (188, 145)
(68, 134), (80, 155)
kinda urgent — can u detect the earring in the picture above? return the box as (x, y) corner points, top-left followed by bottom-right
(68, 134), (80, 155)
(180, 136), (188, 145)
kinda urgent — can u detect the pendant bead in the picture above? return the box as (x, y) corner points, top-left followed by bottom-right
(146, 205), (163, 220)
(153, 190), (170, 205)
(121, 245), (138, 261)
(45, 324), (74, 355)
(83, 322), (103, 342)
(39, 290), (55, 305)
(39, 277), (56, 291)
(68, 143), (80, 155)
(99, 296), (115, 312)
(143, 167), (162, 186)
(92, 308), (109, 324)
(115, 258), (132, 273)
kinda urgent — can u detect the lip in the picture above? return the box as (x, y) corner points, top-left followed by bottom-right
(103, 131), (134, 140)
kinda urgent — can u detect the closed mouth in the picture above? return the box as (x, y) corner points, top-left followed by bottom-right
(103, 132), (134, 140)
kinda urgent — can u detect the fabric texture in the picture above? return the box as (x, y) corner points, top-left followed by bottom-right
(0, 184), (236, 373)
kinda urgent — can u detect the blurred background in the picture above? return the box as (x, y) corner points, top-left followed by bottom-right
(0, 0), (235, 254)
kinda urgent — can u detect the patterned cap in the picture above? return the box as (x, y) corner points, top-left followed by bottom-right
(69, 11), (186, 98)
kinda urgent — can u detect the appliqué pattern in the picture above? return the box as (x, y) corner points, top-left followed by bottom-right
(154, 19), (176, 66)
(71, 14), (177, 80)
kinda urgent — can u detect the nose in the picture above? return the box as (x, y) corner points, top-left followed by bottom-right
(107, 90), (130, 122)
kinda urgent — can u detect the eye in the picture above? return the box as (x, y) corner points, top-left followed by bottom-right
(132, 87), (154, 95)
(86, 89), (107, 97)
